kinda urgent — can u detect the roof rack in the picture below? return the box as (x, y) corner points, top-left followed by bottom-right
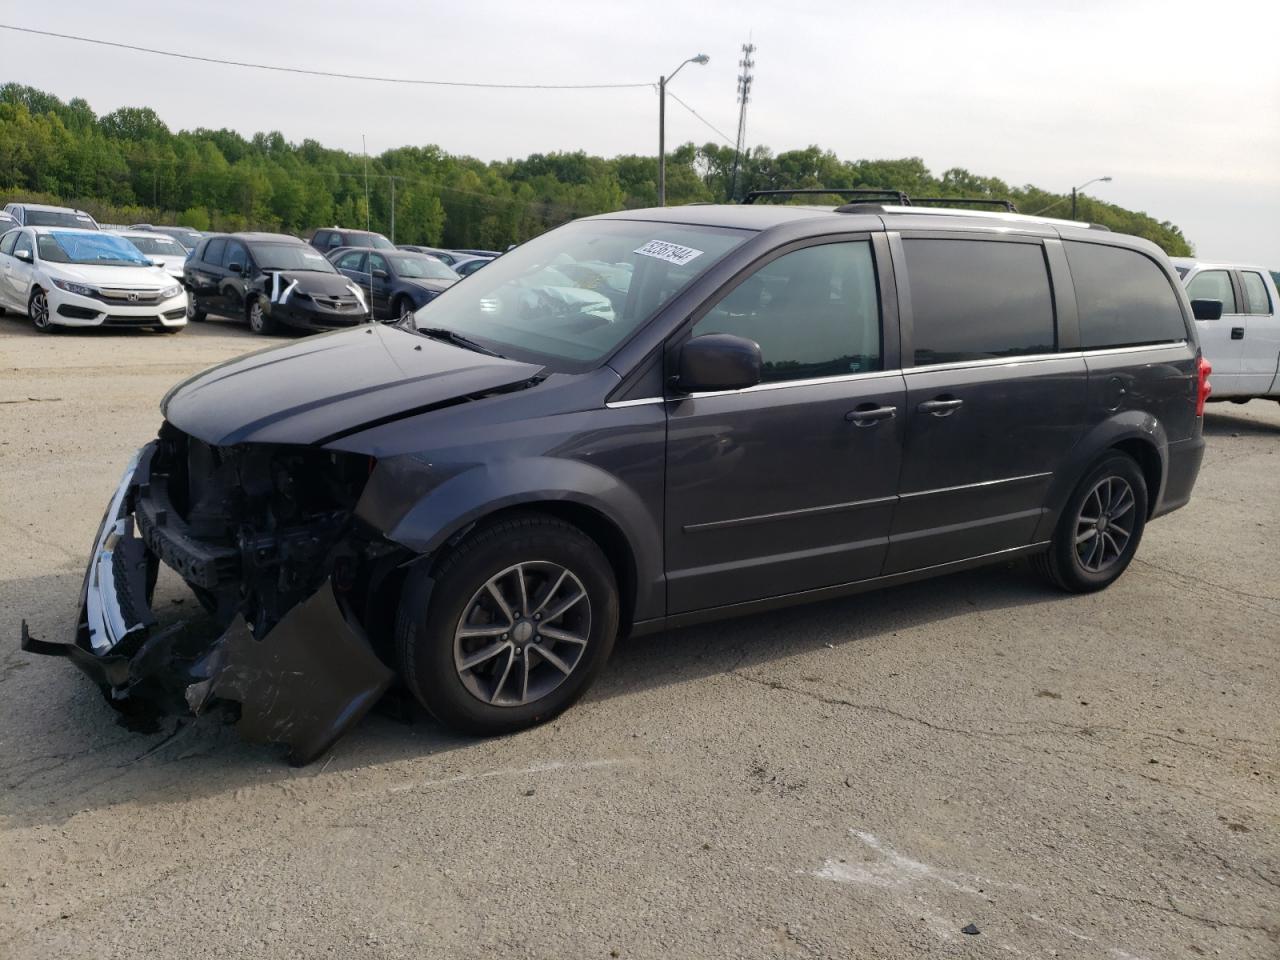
(908, 197), (1017, 213)
(742, 188), (910, 205)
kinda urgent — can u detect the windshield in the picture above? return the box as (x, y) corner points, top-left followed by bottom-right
(249, 242), (336, 273)
(408, 219), (749, 367)
(158, 229), (201, 249)
(26, 209), (97, 229)
(126, 235), (187, 257)
(38, 231), (151, 266)
(360, 233), (395, 250)
(390, 254), (458, 281)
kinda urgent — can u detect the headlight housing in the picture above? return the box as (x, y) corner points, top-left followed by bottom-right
(160, 284), (183, 300)
(51, 277), (98, 298)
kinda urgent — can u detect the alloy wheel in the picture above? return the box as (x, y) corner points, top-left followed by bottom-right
(249, 300), (264, 332)
(453, 561), (591, 707)
(29, 291), (50, 329)
(1074, 476), (1135, 573)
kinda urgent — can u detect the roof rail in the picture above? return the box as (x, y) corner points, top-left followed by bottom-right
(742, 188), (910, 205)
(908, 197), (1018, 213)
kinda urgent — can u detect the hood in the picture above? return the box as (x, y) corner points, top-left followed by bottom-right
(161, 323), (544, 446)
(267, 269), (360, 297)
(52, 263), (174, 287)
(154, 255), (186, 278)
(403, 277), (456, 295)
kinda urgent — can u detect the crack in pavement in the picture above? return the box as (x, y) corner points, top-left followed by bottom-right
(1090, 889), (1276, 934)
(1131, 557), (1280, 605)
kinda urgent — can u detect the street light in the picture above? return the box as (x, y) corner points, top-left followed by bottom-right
(1071, 176), (1112, 219)
(658, 53), (710, 206)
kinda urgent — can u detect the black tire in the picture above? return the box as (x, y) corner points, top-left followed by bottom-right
(395, 514), (619, 736)
(1033, 452), (1148, 593)
(247, 296), (277, 335)
(394, 295), (417, 325)
(28, 288), (54, 333)
(185, 292), (207, 322)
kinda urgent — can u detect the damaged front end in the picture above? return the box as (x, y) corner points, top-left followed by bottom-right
(22, 424), (402, 764)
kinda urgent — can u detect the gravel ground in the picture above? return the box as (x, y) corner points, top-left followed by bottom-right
(1, 315), (1277, 960)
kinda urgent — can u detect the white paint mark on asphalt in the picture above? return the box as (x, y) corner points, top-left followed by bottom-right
(814, 830), (984, 894)
(387, 758), (634, 793)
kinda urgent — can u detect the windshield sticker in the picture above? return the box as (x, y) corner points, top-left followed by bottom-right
(634, 239), (704, 267)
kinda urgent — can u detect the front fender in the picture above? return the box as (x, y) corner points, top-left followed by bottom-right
(1032, 410), (1168, 542)
(356, 454), (664, 620)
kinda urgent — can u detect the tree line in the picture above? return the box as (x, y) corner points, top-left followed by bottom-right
(0, 83), (1192, 255)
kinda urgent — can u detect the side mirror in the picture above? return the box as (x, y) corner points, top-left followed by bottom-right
(227, 262), (243, 275)
(1191, 298), (1223, 321)
(15, 249), (33, 264)
(372, 269), (389, 280)
(676, 333), (762, 393)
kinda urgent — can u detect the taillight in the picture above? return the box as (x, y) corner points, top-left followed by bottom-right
(1196, 356), (1212, 416)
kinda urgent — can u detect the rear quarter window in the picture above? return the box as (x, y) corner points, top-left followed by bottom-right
(1065, 242), (1188, 349)
(903, 238), (1055, 365)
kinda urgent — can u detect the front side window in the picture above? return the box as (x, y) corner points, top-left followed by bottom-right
(335, 251), (366, 271)
(407, 218), (750, 369)
(1241, 272), (1272, 316)
(1186, 270), (1237, 313)
(36, 231), (149, 266)
(1065, 242), (1188, 348)
(221, 241), (247, 269)
(691, 241), (882, 383)
(368, 253), (389, 274)
(904, 238), (1055, 365)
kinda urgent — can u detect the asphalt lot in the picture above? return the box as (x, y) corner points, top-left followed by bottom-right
(1, 314), (1277, 960)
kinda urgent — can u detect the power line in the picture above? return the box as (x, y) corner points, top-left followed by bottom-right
(0, 24), (653, 90)
(665, 91), (735, 146)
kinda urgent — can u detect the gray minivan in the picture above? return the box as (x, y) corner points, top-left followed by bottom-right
(24, 200), (1211, 763)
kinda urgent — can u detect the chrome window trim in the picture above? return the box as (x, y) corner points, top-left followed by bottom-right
(612, 340), (1191, 406)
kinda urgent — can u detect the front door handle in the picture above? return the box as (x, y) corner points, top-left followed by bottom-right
(1231, 326), (1245, 340)
(918, 398), (964, 416)
(845, 404), (896, 425)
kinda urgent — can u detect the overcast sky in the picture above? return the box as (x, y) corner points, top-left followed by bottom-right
(4, 0), (1278, 263)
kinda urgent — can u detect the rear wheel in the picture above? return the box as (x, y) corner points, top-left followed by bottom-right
(1034, 453), (1148, 593)
(395, 514), (619, 735)
(247, 296), (277, 335)
(28, 289), (53, 333)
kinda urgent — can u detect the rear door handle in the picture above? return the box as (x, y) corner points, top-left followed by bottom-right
(845, 404), (896, 425)
(918, 398), (964, 416)
(1231, 326), (1245, 340)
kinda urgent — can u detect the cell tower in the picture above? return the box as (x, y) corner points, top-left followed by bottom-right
(729, 42), (756, 202)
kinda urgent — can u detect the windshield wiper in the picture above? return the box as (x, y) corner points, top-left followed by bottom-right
(416, 326), (503, 358)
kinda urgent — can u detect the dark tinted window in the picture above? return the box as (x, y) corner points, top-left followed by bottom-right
(203, 237), (226, 266)
(692, 240), (881, 383)
(335, 250), (365, 271)
(368, 252), (389, 274)
(1185, 270), (1237, 314)
(1065, 242), (1188, 348)
(222, 240), (247, 269)
(904, 238), (1054, 365)
(1241, 272), (1272, 316)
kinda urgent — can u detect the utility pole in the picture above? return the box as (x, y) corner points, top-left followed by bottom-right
(389, 175), (396, 243)
(361, 134), (371, 231)
(657, 75), (666, 206)
(1070, 175), (1112, 219)
(730, 42), (756, 202)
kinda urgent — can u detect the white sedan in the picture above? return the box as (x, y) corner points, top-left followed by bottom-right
(112, 229), (190, 282)
(0, 226), (187, 333)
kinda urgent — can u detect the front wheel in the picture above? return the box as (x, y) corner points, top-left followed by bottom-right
(395, 515), (619, 735)
(247, 296), (277, 335)
(1034, 453), (1148, 593)
(185, 293), (207, 322)
(28, 289), (54, 333)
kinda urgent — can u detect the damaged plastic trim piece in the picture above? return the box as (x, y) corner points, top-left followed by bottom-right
(21, 440), (393, 764)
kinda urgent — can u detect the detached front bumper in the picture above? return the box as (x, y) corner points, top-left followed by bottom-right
(21, 442), (394, 764)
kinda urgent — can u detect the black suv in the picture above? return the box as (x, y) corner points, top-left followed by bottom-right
(26, 201), (1210, 763)
(310, 227), (395, 255)
(183, 232), (370, 334)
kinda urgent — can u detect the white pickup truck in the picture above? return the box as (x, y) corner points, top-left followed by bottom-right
(1173, 258), (1280, 403)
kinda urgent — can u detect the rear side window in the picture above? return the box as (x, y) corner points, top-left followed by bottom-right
(0, 231), (17, 256)
(1186, 270), (1237, 314)
(693, 240), (882, 383)
(1241, 272), (1272, 316)
(203, 238), (226, 266)
(1065, 242), (1188, 348)
(903, 238), (1054, 365)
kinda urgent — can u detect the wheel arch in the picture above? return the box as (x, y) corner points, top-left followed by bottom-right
(1033, 413), (1168, 541)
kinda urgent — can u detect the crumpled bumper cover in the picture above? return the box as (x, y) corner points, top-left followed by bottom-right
(20, 442), (394, 764)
